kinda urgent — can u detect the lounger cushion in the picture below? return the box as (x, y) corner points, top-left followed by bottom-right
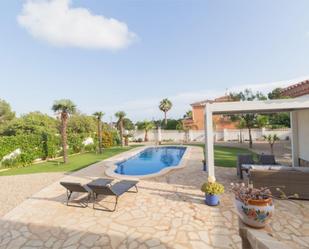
(60, 182), (91, 193)
(110, 180), (138, 196)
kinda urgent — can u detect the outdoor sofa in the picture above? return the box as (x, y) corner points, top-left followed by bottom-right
(249, 167), (309, 200)
(237, 154), (277, 179)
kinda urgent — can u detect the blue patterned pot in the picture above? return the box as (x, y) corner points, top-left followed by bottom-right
(205, 194), (220, 206)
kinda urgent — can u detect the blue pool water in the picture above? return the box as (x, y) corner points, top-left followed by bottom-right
(115, 146), (186, 176)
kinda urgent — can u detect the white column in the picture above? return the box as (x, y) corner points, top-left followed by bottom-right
(188, 129), (193, 142)
(290, 111), (299, 167)
(205, 103), (215, 178)
(223, 128), (228, 142)
(157, 127), (162, 144)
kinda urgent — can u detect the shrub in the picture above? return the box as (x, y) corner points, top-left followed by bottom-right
(201, 182), (225, 195)
(102, 130), (114, 148)
(67, 134), (84, 154)
(42, 132), (61, 159)
(0, 134), (61, 168)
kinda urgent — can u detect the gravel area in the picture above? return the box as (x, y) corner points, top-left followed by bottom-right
(0, 172), (64, 217)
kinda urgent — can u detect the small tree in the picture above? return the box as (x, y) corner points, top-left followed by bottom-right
(140, 121), (155, 142)
(263, 134), (279, 155)
(93, 111), (104, 154)
(52, 99), (76, 163)
(159, 98), (172, 126)
(230, 89), (267, 148)
(176, 120), (189, 142)
(115, 111), (126, 147)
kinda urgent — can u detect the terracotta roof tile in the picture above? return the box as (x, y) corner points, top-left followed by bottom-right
(280, 80), (309, 98)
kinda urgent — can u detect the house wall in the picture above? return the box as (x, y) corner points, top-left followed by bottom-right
(188, 105), (237, 131)
(192, 106), (205, 130)
(297, 109), (309, 165)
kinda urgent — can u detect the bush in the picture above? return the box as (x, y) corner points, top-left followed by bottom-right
(0, 134), (50, 167)
(102, 130), (114, 148)
(42, 132), (61, 159)
(67, 134), (84, 154)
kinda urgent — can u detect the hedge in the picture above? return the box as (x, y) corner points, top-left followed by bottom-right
(0, 129), (119, 168)
(0, 133), (60, 167)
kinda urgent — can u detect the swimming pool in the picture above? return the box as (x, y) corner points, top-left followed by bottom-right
(115, 146), (187, 176)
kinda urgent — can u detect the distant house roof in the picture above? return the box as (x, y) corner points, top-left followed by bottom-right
(191, 95), (233, 107)
(280, 80), (309, 98)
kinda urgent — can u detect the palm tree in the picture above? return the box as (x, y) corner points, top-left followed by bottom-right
(159, 98), (172, 126)
(52, 99), (76, 163)
(141, 121), (155, 142)
(93, 111), (104, 154)
(115, 111), (126, 147)
(183, 110), (192, 119)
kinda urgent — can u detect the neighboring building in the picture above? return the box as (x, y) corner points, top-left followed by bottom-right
(183, 95), (238, 131)
(280, 80), (309, 98)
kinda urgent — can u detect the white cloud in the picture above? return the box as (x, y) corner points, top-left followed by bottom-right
(17, 0), (137, 50)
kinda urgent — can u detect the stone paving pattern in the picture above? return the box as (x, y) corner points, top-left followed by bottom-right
(0, 172), (64, 217)
(0, 146), (308, 249)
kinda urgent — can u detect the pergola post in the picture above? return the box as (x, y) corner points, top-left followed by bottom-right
(290, 111), (299, 167)
(204, 103), (215, 179)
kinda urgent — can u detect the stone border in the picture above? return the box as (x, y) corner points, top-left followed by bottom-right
(105, 145), (191, 179)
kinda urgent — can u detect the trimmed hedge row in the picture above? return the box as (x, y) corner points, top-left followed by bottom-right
(0, 129), (118, 168)
(0, 133), (56, 167)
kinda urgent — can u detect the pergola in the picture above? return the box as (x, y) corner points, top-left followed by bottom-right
(204, 96), (309, 178)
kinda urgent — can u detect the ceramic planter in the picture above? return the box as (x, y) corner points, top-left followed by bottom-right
(205, 194), (220, 206)
(235, 198), (274, 228)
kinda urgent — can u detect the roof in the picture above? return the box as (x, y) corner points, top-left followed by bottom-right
(207, 96), (309, 115)
(280, 80), (309, 98)
(191, 95), (233, 107)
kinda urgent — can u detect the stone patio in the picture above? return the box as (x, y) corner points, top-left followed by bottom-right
(0, 146), (308, 249)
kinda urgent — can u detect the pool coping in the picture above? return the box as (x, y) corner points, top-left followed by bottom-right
(105, 145), (192, 179)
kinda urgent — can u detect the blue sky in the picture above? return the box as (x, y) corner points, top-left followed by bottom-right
(1, 0), (309, 122)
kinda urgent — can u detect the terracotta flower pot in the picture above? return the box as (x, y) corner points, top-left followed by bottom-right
(235, 198), (274, 228)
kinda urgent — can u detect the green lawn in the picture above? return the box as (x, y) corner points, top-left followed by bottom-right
(0, 146), (139, 176)
(0, 144), (254, 176)
(186, 144), (256, 167)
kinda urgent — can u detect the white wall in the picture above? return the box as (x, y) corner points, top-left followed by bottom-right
(132, 128), (291, 143)
(297, 109), (309, 162)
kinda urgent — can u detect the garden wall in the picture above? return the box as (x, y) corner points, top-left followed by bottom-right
(132, 128), (291, 142)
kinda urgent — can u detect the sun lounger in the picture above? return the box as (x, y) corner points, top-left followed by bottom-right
(60, 182), (93, 207)
(87, 180), (138, 211)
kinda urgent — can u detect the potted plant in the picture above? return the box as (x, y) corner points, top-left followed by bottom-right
(231, 183), (274, 228)
(201, 177), (225, 206)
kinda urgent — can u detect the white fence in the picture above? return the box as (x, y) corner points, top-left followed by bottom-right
(131, 128), (291, 143)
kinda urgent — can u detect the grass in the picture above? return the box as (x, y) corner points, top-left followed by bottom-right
(0, 146), (140, 176)
(186, 143), (256, 167)
(0, 143), (255, 176)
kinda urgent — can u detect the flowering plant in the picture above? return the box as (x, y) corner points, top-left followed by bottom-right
(201, 182), (225, 195)
(230, 183), (272, 205)
(230, 182), (299, 205)
(82, 137), (94, 146)
(1, 149), (22, 167)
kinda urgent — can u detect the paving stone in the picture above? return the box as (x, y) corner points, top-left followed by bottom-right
(145, 238), (161, 247)
(0, 146), (307, 249)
